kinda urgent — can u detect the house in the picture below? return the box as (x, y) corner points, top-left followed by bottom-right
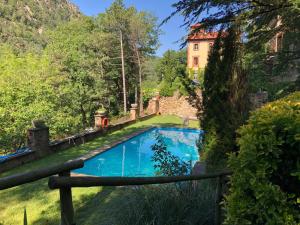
(187, 24), (219, 78)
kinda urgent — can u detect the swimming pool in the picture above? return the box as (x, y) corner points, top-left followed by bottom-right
(73, 127), (202, 177)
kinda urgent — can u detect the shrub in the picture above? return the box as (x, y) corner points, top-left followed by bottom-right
(142, 83), (158, 107)
(159, 78), (190, 97)
(152, 133), (190, 176)
(114, 180), (217, 225)
(172, 77), (189, 96)
(225, 92), (300, 225)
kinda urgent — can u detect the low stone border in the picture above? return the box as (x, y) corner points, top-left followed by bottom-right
(75, 127), (155, 162)
(49, 114), (157, 153)
(0, 151), (36, 173)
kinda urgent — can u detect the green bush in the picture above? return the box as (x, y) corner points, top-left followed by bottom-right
(114, 181), (217, 225)
(159, 77), (190, 97)
(142, 83), (158, 107)
(225, 92), (300, 225)
(159, 80), (175, 96)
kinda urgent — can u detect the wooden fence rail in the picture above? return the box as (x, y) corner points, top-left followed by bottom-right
(0, 159), (84, 190)
(48, 171), (232, 189)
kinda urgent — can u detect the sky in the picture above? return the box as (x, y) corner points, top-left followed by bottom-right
(70, 0), (188, 56)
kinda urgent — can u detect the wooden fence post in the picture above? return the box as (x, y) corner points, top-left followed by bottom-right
(214, 175), (223, 225)
(59, 171), (75, 225)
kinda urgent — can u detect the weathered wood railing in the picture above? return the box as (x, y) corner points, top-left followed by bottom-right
(0, 160), (84, 225)
(49, 170), (232, 225)
(0, 160), (232, 225)
(0, 160), (84, 190)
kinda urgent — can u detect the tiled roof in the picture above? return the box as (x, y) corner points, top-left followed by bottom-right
(188, 23), (223, 40)
(188, 32), (219, 40)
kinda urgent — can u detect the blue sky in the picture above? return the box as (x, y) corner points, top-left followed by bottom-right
(70, 0), (188, 56)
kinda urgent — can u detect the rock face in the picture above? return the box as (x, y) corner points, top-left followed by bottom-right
(158, 95), (198, 119)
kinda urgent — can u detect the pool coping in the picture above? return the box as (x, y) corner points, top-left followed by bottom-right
(71, 125), (202, 177)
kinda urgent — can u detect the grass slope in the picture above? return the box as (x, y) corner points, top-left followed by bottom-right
(0, 115), (199, 225)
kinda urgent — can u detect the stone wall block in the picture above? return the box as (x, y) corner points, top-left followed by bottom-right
(27, 127), (50, 157)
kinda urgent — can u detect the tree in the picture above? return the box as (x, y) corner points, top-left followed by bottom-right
(168, 0), (300, 89)
(127, 9), (160, 114)
(0, 45), (81, 151)
(200, 24), (249, 169)
(96, 0), (160, 114)
(96, 0), (134, 114)
(45, 17), (109, 128)
(167, 0), (299, 48)
(156, 50), (190, 96)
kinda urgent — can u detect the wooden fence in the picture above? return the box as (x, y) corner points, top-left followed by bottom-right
(0, 160), (232, 225)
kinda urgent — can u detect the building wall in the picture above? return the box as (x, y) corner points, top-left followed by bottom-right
(187, 40), (214, 70)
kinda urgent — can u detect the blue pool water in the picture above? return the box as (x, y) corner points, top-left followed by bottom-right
(73, 127), (202, 177)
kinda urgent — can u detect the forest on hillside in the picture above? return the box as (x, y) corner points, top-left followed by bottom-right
(0, 0), (195, 152)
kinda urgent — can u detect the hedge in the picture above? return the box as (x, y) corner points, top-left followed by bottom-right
(225, 92), (300, 225)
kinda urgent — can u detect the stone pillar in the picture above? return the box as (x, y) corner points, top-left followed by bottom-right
(94, 114), (102, 128)
(130, 104), (138, 121)
(148, 97), (159, 114)
(27, 127), (50, 157)
(94, 112), (107, 129)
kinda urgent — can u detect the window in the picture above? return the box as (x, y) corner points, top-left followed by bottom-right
(194, 43), (199, 51)
(193, 57), (199, 67)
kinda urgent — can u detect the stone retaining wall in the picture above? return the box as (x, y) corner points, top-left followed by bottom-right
(159, 95), (198, 119)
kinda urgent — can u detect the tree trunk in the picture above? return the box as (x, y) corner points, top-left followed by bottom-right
(135, 45), (143, 115)
(120, 30), (127, 114)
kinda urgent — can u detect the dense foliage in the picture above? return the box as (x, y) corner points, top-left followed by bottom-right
(155, 50), (191, 96)
(169, 0), (299, 50)
(151, 133), (190, 176)
(45, 17), (111, 128)
(0, 45), (70, 150)
(0, 0), (160, 151)
(225, 92), (300, 225)
(0, 0), (80, 52)
(200, 25), (249, 169)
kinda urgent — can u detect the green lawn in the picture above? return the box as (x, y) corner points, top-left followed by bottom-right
(0, 115), (199, 225)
